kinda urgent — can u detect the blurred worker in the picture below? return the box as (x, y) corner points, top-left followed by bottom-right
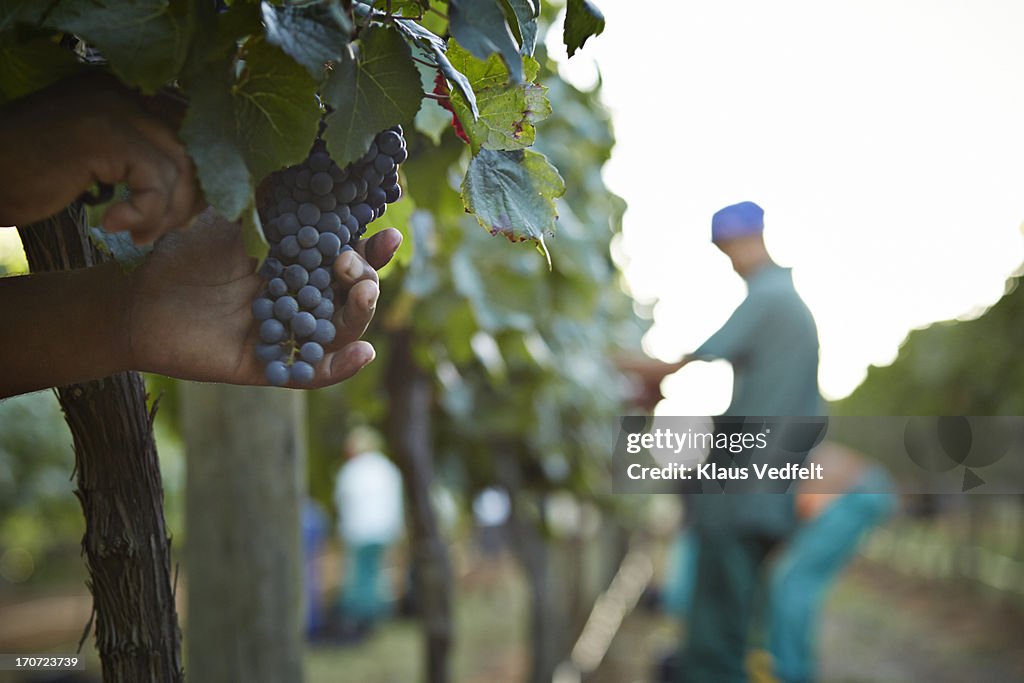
(332, 427), (404, 639)
(671, 201), (824, 683)
(769, 442), (897, 683)
(301, 496), (330, 640)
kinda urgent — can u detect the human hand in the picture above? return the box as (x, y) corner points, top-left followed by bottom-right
(126, 209), (401, 387)
(0, 70), (203, 243)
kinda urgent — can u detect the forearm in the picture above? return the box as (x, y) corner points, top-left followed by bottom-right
(0, 262), (134, 398)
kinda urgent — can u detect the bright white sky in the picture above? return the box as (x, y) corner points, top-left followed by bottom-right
(549, 0), (1024, 413)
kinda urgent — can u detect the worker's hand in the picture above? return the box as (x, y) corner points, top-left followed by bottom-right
(126, 209), (401, 386)
(0, 70), (203, 243)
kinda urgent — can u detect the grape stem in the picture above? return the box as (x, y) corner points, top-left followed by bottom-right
(423, 92), (450, 102)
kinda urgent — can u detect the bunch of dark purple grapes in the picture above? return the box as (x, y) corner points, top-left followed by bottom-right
(252, 126), (407, 386)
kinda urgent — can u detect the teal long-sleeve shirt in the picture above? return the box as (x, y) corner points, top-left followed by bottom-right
(692, 263), (824, 417)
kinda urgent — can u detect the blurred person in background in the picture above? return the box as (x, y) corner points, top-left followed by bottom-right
(663, 201), (825, 683)
(302, 496), (330, 641)
(332, 427), (404, 641)
(769, 441), (897, 683)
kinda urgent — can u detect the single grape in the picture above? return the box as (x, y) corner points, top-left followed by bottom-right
(299, 341), (325, 364)
(314, 194), (337, 212)
(316, 212), (342, 233)
(381, 172), (399, 187)
(321, 287), (335, 302)
(297, 285), (322, 309)
(295, 168), (311, 189)
(309, 152), (331, 172)
(258, 258), (284, 279)
(367, 187), (386, 209)
(255, 343), (284, 362)
(252, 297), (274, 320)
(362, 167), (383, 187)
(284, 264), (309, 290)
(374, 154), (396, 175)
(299, 248), (323, 270)
(353, 178), (368, 202)
(313, 298), (335, 320)
(280, 235), (301, 259)
(278, 197), (298, 215)
(266, 360), (290, 386)
(335, 180), (357, 204)
(297, 203), (321, 226)
(342, 215), (359, 236)
(312, 319), (336, 344)
(273, 296), (299, 321)
(335, 204), (352, 221)
(291, 311), (317, 338)
(384, 185), (402, 203)
(392, 147), (408, 164)
(297, 225), (320, 249)
(336, 224), (352, 245)
(376, 130), (403, 156)
(317, 232), (342, 256)
(278, 213), (301, 236)
(307, 269), (329, 292)
(289, 361), (315, 385)
(310, 172), (333, 196)
(351, 203), (374, 226)
(375, 205), (386, 219)
(260, 318), (286, 344)
(268, 278), (288, 297)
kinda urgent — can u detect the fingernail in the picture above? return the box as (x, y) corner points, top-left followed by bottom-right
(365, 287), (379, 310)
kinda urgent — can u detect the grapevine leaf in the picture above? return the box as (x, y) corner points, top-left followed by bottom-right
(181, 41), (320, 220)
(392, 18), (478, 119)
(240, 202), (269, 261)
(0, 31), (83, 105)
(261, 2), (352, 78)
(322, 26), (422, 167)
(563, 0), (605, 58)
(44, 0), (193, 93)
(233, 40), (321, 182)
(500, 0), (538, 57)
(446, 43), (547, 153)
(461, 148), (565, 245)
(448, 0), (523, 84)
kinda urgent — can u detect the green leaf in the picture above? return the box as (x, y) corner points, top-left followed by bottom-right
(261, 2), (352, 78)
(446, 43), (548, 153)
(44, 0), (193, 93)
(0, 31), (83, 105)
(448, 0), (523, 84)
(240, 202), (269, 261)
(500, 0), (538, 57)
(461, 148), (565, 245)
(322, 26), (423, 167)
(180, 40), (320, 220)
(564, 0), (605, 58)
(392, 18), (479, 119)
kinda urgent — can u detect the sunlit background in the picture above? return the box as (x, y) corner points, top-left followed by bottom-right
(549, 0), (1024, 413)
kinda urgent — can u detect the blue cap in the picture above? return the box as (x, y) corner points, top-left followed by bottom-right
(711, 201), (764, 243)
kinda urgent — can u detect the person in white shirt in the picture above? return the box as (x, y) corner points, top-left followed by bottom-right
(332, 427), (404, 637)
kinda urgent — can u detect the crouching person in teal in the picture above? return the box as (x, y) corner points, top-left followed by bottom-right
(769, 442), (898, 683)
